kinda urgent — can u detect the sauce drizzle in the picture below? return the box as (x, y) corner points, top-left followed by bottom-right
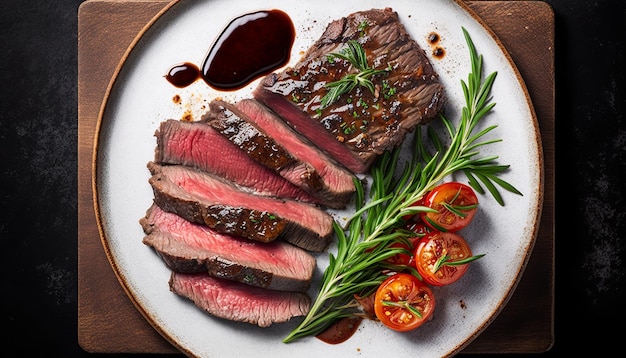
(202, 9), (295, 90)
(427, 32), (445, 59)
(165, 9), (295, 91)
(165, 62), (200, 88)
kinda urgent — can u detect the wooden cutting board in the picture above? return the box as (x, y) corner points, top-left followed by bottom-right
(78, 0), (555, 354)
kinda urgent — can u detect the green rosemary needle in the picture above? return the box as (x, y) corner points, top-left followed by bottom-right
(432, 253), (487, 273)
(319, 40), (390, 109)
(282, 27), (522, 344)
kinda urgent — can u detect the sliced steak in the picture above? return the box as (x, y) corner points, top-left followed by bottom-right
(254, 8), (445, 173)
(153, 119), (323, 205)
(206, 99), (356, 209)
(140, 205), (316, 291)
(169, 272), (311, 327)
(148, 162), (334, 252)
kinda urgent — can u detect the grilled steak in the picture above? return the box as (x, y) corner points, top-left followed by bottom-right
(206, 99), (356, 209)
(254, 8), (445, 173)
(140, 205), (316, 291)
(153, 119), (323, 205)
(169, 272), (311, 327)
(147, 162), (334, 252)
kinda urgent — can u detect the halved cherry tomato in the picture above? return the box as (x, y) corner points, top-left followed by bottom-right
(421, 182), (478, 232)
(414, 231), (481, 286)
(373, 273), (435, 332)
(401, 196), (426, 221)
(365, 242), (414, 268)
(383, 222), (430, 267)
(404, 221), (431, 237)
(385, 237), (419, 266)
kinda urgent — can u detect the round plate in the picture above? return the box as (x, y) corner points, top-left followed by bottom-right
(94, 0), (543, 357)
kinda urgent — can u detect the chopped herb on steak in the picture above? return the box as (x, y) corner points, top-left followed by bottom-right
(254, 8), (445, 173)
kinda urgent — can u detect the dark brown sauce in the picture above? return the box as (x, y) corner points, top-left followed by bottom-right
(164, 9), (295, 91)
(316, 316), (363, 345)
(432, 47), (446, 59)
(427, 32), (440, 44)
(165, 62), (200, 88)
(202, 9), (295, 90)
(427, 32), (445, 59)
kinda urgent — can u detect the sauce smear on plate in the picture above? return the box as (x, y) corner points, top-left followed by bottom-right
(316, 316), (363, 344)
(165, 9), (295, 90)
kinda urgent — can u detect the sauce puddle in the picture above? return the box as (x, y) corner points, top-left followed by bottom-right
(165, 9), (295, 90)
(316, 316), (364, 345)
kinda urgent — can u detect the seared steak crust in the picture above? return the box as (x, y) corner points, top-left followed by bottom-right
(154, 119), (323, 205)
(206, 99), (356, 209)
(147, 162), (334, 252)
(206, 100), (298, 172)
(254, 8), (445, 173)
(141, 205), (316, 291)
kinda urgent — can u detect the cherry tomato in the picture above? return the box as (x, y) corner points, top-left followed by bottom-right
(367, 232), (420, 268)
(404, 221), (431, 237)
(421, 182), (478, 232)
(373, 273), (435, 332)
(414, 231), (478, 286)
(401, 196), (427, 221)
(384, 222), (431, 267)
(384, 237), (419, 266)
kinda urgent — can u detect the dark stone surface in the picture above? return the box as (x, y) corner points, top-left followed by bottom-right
(0, 0), (624, 356)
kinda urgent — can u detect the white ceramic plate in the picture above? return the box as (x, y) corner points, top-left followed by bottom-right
(94, 0), (543, 357)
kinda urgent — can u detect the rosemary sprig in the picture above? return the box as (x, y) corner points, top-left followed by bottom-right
(319, 40), (390, 109)
(282, 27), (522, 343)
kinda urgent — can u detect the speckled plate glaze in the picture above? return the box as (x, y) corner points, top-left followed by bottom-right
(93, 0), (543, 357)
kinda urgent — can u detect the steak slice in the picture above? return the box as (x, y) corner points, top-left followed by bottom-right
(206, 99), (356, 209)
(153, 119), (323, 205)
(254, 8), (445, 173)
(148, 162), (334, 252)
(140, 205), (316, 291)
(169, 272), (311, 327)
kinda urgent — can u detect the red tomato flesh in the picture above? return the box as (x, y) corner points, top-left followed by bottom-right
(421, 182), (478, 232)
(385, 237), (420, 266)
(414, 231), (474, 286)
(404, 221), (431, 237)
(373, 273), (435, 331)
